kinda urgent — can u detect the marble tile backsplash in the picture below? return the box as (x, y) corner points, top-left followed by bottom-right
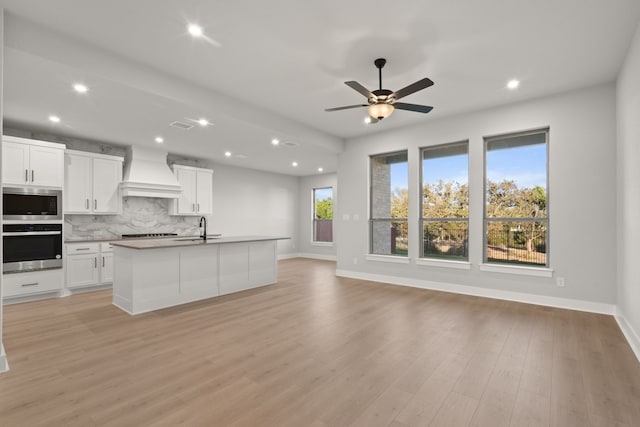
(65, 197), (203, 239)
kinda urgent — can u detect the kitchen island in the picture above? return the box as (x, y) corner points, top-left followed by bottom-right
(111, 236), (289, 315)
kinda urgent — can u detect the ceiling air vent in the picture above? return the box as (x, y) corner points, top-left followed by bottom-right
(170, 121), (194, 130)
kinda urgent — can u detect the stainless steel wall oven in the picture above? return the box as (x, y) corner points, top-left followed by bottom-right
(3, 224), (63, 273)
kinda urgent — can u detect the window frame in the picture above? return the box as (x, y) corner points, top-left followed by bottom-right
(312, 186), (334, 245)
(483, 128), (550, 268)
(369, 150), (409, 257)
(419, 140), (470, 261)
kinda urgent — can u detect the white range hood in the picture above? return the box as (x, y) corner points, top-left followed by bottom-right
(120, 146), (182, 198)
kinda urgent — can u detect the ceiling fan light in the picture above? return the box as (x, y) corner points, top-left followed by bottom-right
(368, 103), (394, 120)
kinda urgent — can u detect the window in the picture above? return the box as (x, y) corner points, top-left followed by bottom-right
(370, 151), (408, 256)
(484, 129), (548, 266)
(313, 187), (333, 243)
(421, 142), (469, 260)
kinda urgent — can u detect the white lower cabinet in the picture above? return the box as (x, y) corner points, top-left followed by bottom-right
(3, 269), (64, 299)
(65, 242), (114, 290)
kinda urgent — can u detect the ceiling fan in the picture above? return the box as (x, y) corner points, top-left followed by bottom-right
(325, 58), (434, 121)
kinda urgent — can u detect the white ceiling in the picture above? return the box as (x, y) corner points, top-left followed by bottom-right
(1, 0), (639, 176)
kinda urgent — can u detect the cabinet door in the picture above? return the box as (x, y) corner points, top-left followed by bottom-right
(66, 254), (99, 288)
(196, 171), (213, 214)
(175, 168), (197, 215)
(100, 253), (114, 284)
(65, 153), (92, 213)
(30, 145), (64, 187)
(93, 158), (122, 214)
(2, 141), (30, 185)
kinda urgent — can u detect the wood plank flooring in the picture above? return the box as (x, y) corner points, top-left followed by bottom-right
(1, 258), (639, 426)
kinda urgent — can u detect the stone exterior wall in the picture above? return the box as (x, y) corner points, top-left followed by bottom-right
(371, 156), (392, 254)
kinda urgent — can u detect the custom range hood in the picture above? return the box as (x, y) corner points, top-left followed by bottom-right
(120, 146), (182, 198)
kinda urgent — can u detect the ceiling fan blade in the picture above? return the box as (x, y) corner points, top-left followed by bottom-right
(394, 102), (433, 113)
(325, 104), (369, 112)
(393, 78), (434, 101)
(345, 81), (375, 99)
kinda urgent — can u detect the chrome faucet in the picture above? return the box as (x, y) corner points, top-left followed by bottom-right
(199, 216), (207, 241)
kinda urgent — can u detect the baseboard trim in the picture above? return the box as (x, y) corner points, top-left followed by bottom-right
(296, 253), (337, 262)
(335, 269), (615, 315)
(0, 343), (9, 373)
(278, 253), (337, 261)
(615, 310), (640, 363)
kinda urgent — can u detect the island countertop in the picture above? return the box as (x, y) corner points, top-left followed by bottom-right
(110, 235), (290, 250)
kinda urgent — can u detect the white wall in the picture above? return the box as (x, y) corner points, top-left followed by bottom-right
(0, 8), (8, 373)
(616, 22), (640, 355)
(336, 83), (617, 309)
(208, 163), (299, 256)
(298, 173), (337, 260)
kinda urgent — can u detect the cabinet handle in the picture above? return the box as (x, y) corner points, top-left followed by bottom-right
(31, 170), (34, 182)
(94, 257), (97, 268)
(21, 282), (39, 287)
(76, 248), (91, 251)
(197, 203), (200, 212)
(25, 169), (29, 183)
(192, 203), (195, 212)
(86, 199), (89, 209)
(94, 200), (97, 210)
(102, 256), (105, 267)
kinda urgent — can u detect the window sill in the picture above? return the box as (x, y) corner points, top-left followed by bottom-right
(366, 254), (410, 264)
(416, 258), (471, 270)
(479, 263), (553, 278)
(311, 241), (334, 247)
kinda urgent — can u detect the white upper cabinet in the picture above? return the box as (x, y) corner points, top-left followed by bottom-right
(65, 150), (123, 215)
(2, 136), (65, 188)
(171, 165), (213, 216)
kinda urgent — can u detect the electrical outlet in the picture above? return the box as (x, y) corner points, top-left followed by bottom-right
(353, 257), (358, 265)
(557, 277), (565, 287)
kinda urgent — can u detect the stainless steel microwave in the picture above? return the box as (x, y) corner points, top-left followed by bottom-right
(2, 187), (62, 221)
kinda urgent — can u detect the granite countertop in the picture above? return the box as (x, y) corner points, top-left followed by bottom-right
(65, 235), (198, 244)
(111, 235), (289, 250)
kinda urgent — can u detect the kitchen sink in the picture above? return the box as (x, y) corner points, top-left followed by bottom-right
(173, 235), (222, 242)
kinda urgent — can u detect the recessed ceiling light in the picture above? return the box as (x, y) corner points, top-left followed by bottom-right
(364, 116), (372, 124)
(292, 161), (298, 167)
(271, 138), (280, 146)
(73, 83), (88, 93)
(224, 151), (232, 157)
(197, 118), (209, 126)
(155, 137), (164, 143)
(507, 79), (520, 90)
(188, 24), (203, 37)
(318, 167), (323, 172)
(48, 115), (60, 123)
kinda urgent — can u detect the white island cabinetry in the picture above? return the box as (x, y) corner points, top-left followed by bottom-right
(112, 236), (284, 315)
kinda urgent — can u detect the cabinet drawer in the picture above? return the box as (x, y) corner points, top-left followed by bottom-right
(3, 269), (64, 298)
(100, 242), (114, 253)
(66, 243), (99, 255)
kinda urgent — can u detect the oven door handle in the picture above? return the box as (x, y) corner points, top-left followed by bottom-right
(2, 231), (62, 236)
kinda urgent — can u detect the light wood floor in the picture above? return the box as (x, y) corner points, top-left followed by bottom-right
(1, 258), (639, 427)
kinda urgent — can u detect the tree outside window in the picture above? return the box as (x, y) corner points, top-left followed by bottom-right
(313, 187), (333, 243)
(485, 130), (548, 266)
(421, 142), (469, 260)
